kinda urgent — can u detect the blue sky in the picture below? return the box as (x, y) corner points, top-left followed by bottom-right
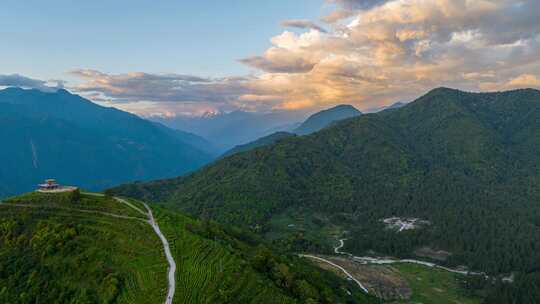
(0, 0), (324, 80)
(1, 1), (539, 116)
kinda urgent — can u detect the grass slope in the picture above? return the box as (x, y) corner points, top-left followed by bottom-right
(0, 192), (166, 303)
(392, 263), (480, 304)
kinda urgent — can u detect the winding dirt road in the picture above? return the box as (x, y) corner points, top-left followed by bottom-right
(140, 201), (176, 304)
(299, 254), (370, 293)
(113, 197), (176, 304)
(2, 193), (177, 304)
(335, 238), (484, 276)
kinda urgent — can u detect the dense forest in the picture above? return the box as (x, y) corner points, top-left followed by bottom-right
(221, 132), (295, 158)
(113, 88), (540, 303)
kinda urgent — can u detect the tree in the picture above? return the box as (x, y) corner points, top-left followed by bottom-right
(70, 189), (81, 202)
(103, 189), (114, 199)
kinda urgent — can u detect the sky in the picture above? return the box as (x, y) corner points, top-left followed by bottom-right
(1, 0), (540, 117)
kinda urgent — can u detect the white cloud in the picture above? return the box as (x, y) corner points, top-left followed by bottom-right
(0, 74), (64, 92)
(69, 0), (540, 115)
(281, 19), (327, 33)
(236, 0), (540, 110)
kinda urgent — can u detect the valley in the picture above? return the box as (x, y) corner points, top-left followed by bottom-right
(0, 191), (369, 303)
(113, 88), (540, 303)
(302, 239), (483, 303)
(3, 0), (540, 302)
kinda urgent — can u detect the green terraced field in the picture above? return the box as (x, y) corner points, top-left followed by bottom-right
(0, 192), (167, 303)
(392, 263), (482, 304)
(154, 208), (296, 304)
(0, 192), (373, 303)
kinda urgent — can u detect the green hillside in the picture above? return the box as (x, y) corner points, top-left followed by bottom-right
(0, 191), (376, 303)
(294, 104), (361, 135)
(221, 131), (295, 158)
(221, 103), (363, 158)
(0, 192), (164, 303)
(111, 88), (540, 279)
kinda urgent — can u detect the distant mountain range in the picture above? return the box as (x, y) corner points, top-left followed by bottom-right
(113, 87), (540, 284)
(0, 87), (214, 197)
(221, 131), (296, 158)
(222, 104), (362, 157)
(293, 104), (362, 135)
(150, 110), (309, 152)
(365, 101), (407, 113)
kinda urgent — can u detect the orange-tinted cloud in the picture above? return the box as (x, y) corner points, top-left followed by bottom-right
(71, 1), (540, 116)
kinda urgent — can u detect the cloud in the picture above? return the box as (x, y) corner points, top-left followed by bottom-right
(281, 19), (327, 33)
(322, 0), (392, 22)
(0, 74), (63, 92)
(330, 0), (391, 10)
(240, 55), (317, 73)
(507, 74), (540, 88)
(70, 69), (251, 104)
(237, 0), (540, 110)
(239, 30), (326, 73)
(321, 10), (357, 24)
(71, 0), (540, 116)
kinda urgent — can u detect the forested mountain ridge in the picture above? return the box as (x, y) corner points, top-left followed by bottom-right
(151, 110), (308, 152)
(0, 87), (214, 197)
(222, 104), (362, 158)
(293, 104), (361, 135)
(112, 87), (540, 281)
(221, 131), (295, 158)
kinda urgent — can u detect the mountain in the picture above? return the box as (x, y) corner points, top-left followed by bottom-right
(365, 101), (408, 113)
(0, 87), (214, 197)
(150, 121), (219, 156)
(112, 87), (540, 283)
(151, 110), (309, 152)
(293, 104), (361, 135)
(0, 191), (375, 303)
(221, 132), (295, 158)
(221, 105), (362, 158)
(383, 101), (407, 111)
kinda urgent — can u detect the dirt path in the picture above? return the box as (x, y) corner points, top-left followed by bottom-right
(140, 201), (176, 304)
(0, 203), (146, 222)
(299, 254), (370, 293)
(2, 194), (177, 304)
(336, 238), (485, 276)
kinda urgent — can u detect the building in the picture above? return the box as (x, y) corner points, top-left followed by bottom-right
(37, 179), (77, 193)
(38, 179), (60, 191)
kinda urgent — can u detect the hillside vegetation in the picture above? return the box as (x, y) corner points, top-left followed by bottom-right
(294, 104), (361, 135)
(0, 192), (165, 303)
(112, 88), (540, 285)
(222, 132), (295, 158)
(222, 105), (363, 158)
(0, 192), (376, 303)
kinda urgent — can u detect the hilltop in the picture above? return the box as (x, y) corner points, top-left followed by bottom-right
(293, 104), (361, 135)
(222, 104), (362, 158)
(0, 191), (377, 303)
